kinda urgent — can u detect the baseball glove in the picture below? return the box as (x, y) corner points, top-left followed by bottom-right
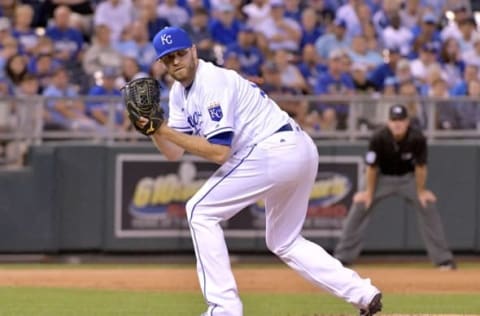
(122, 77), (164, 136)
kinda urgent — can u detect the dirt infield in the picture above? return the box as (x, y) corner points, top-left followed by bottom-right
(0, 265), (478, 294)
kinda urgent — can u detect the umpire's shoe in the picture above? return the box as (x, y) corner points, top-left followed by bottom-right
(359, 292), (382, 316)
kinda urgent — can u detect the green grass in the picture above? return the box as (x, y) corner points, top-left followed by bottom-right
(0, 287), (479, 315)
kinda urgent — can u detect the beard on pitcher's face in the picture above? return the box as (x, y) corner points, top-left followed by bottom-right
(161, 47), (198, 83)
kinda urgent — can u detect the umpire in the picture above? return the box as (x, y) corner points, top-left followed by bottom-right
(334, 104), (456, 270)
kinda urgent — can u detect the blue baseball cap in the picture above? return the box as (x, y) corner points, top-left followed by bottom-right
(153, 27), (193, 60)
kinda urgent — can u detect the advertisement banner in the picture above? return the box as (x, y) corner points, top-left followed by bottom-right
(115, 154), (363, 238)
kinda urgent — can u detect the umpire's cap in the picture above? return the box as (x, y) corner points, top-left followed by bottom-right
(389, 104), (408, 120)
(153, 27), (193, 60)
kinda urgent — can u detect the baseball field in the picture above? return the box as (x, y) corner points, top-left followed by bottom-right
(0, 258), (479, 315)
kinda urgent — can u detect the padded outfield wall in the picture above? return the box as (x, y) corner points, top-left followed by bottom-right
(0, 143), (478, 253)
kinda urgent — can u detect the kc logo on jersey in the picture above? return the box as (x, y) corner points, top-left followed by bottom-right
(208, 102), (223, 122)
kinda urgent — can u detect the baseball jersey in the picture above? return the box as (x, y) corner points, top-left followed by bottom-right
(365, 125), (427, 176)
(167, 59), (290, 154)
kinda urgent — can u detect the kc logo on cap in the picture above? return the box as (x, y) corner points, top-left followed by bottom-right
(153, 27), (193, 60)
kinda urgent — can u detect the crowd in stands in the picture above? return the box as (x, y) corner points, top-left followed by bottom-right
(0, 0), (478, 139)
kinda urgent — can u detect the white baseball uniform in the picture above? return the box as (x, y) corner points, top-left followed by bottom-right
(168, 60), (380, 316)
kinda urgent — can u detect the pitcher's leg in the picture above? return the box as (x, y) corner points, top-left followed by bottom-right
(265, 184), (379, 310)
(334, 201), (372, 264)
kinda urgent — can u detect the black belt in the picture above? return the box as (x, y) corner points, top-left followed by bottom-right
(274, 123), (293, 133)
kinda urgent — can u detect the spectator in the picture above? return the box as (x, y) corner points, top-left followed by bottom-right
(350, 62), (376, 129)
(225, 26), (264, 78)
(94, 0), (134, 43)
(347, 35), (383, 71)
(5, 54), (28, 88)
(260, 61), (307, 125)
(0, 36), (19, 78)
(83, 24), (123, 78)
(439, 37), (464, 88)
(429, 77), (457, 130)
(351, 62), (374, 93)
(441, 4), (470, 42)
(411, 13), (442, 59)
(456, 16), (479, 52)
(395, 58), (417, 86)
(314, 49), (354, 129)
(0, 17), (12, 44)
(461, 34), (480, 69)
(182, 7), (215, 62)
(372, 0), (400, 38)
(242, 0), (271, 30)
(450, 62), (479, 96)
(119, 21), (157, 74)
(11, 4), (38, 55)
(306, 0), (335, 29)
(398, 79), (426, 129)
(456, 79), (480, 129)
(86, 67), (127, 131)
(335, 0), (363, 38)
(42, 67), (98, 131)
(209, 3), (243, 47)
(46, 6), (84, 64)
(297, 43), (327, 92)
(27, 53), (60, 92)
(399, 0), (424, 30)
(381, 13), (413, 57)
(367, 47), (401, 91)
(314, 18), (351, 62)
(410, 42), (440, 83)
(255, 0), (301, 53)
(157, 0), (189, 28)
(299, 7), (323, 49)
(273, 49), (308, 93)
(284, 0), (302, 23)
(137, 0), (170, 41)
(116, 56), (148, 88)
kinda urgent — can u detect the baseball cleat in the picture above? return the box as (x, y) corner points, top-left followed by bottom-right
(359, 292), (382, 316)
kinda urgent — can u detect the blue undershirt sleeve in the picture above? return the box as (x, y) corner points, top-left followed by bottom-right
(207, 131), (234, 146)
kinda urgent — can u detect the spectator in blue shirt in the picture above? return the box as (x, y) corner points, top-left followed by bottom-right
(314, 18), (351, 63)
(225, 25), (264, 77)
(209, 3), (243, 46)
(314, 49), (354, 129)
(367, 47), (401, 91)
(86, 67), (127, 130)
(137, 0), (170, 41)
(450, 63), (479, 96)
(182, 7), (215, 62)
(46, 6), (84, 63)
(410, 13), (442, 59)
(299, 7), (323, 49)
(297, 43), (327, 93)
(12, 4), (39, 55)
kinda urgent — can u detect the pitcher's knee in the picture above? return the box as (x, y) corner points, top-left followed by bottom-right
(266, 237), (295, 257)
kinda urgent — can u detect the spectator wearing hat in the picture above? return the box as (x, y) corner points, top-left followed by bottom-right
(182, 7), (215, 62)
(367, 46), (401, 91)
(410, 42), (441, 83)
(255, 0), (301, 52)
(410, 12), (442, 59)
(224, 25), (264, 78)
(314, 18), (351, 62)
(334, 103), (456, 270)
(209, 3), (243, 46)
(86, 67), (127, 130)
